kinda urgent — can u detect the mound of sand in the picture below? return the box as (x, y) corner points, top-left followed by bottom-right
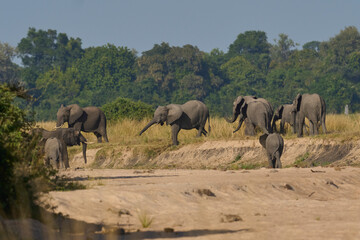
(71, 138), (360, 169)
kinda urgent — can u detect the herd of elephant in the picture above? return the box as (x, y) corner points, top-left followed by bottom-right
(37, 93), (326, 169)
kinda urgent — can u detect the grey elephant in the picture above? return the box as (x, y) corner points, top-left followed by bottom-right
(272, 104), (296, 134)
(139, 100), (210, 145)
(226, 96), (273, 135)
(56, 104), (108, 143)
(259, 133), (284, 168)
(291, 93), (327, 137)
(34, 128), (88, 168)
(44, 138), (64, 169)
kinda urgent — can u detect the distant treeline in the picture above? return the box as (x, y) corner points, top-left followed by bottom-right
(2, 26), (360, 120)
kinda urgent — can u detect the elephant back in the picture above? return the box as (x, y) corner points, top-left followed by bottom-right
(181, 100), (209, 126)
(81, 106), (104, 132)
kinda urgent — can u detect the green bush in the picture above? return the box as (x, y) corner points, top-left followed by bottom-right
(102, 97), (154, 121)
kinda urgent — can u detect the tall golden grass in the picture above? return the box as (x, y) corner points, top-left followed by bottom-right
(36, 113), (360, 148)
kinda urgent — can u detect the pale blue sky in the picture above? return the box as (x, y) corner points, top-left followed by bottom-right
(1, 0), (360, 54)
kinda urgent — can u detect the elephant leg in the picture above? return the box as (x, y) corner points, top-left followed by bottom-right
(259, 121), (270, 135)
(171, 124), (181, 145)
(297, 115), (305, 137)
(244, 119), (255, 136)
(99, 128), (109, 142)
(313, 120), (319, 135)
(274, 151), (282, 168)
(201, 128), (208, 137)
(62, 146), (70, 169)
(103, 132), (109, 142)
(196, 124), (205, 137)
(94, 132), (102, 143)
(267, 153), (273, 168)
(280, 121), (285, 134)
(308, 121), (314, 135)
(321, 114), (327, 134)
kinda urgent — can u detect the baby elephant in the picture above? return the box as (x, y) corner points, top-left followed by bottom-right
(259, 133), (284, 168)
(44, 138), (64, 169)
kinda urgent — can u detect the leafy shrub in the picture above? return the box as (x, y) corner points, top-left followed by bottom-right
(102, 97), (154, 121)
(0, 84), (51, 217)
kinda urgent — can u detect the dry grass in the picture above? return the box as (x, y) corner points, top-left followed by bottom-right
(36, 114), (360, 146)
(34, 114), (360, 166)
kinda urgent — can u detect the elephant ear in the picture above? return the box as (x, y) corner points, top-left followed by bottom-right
(69, 104), (84, 125)
(166, 104), (183, 125)
(234, 96), (245, 113)
(276, 105), (284, 119)
(239, 102), (248, 118)
(294, 94), (302, 112)
(259, 133), (268, 149)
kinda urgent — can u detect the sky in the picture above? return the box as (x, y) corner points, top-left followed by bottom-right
(1, 0), (360, 55)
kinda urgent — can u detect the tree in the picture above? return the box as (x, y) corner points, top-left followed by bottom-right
(228, 31), (270, 70)
(74, 44), (137, 106)
(270, 33), (297, 64)
(17, 28), (83, 90)
(136, 43), (220, 104)
(303, 41), (321, 52)
(0, 42), (21, 85)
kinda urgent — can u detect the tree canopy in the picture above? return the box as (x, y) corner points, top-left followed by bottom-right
(2, 26), (360, 121)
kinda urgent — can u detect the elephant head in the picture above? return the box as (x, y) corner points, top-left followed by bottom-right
(225, 96), (246, 124)
(272, 105), (284, 132)
(56, 104), (84, 128)
(139, 104), (183, 135)
(291, 94), (302, 131)
(225, 97), (248, 133)
(273, 105), (284, 123)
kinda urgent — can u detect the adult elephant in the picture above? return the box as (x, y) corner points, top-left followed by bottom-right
(225, 96), (273, 135)
(291, 93), (327, 137)
(272, 104), (296, 134)
(34, 128), (88, 168)
(56, 104), (108, 143)
(226, 96), (273, 135)
(139, 100), (210, 145)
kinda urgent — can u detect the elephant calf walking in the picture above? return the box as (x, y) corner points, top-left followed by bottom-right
(44, 138), (64, 169)
(259, 133), (284, 168)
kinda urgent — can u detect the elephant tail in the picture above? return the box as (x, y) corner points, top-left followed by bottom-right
(207, 115), (211, 135)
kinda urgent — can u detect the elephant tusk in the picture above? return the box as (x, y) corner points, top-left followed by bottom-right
(54, 123), (64, 129)
(83, 141), (94, 144)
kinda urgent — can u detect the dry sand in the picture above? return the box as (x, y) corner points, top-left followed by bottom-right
(37, 167), (360, 240)
(2, 139), (360, 240)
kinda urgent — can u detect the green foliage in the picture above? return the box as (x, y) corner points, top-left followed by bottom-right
(0, 84), (53, 218)
(0, 42), (20, 85)
(12, 26), (360, 120)
(102, 97), (154, 121)
(18, 28), (83, 90)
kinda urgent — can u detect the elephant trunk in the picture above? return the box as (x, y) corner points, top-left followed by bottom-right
(233, 118), (244, 133)
(139, 119), (157, 135)
(82, 143), (87, 164)
(225, 112), (239, 123)
(271, 116), (278, 133)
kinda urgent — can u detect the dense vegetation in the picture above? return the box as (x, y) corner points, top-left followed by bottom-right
(2, 26), (360, 121)
(0, 84), (53, 217)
